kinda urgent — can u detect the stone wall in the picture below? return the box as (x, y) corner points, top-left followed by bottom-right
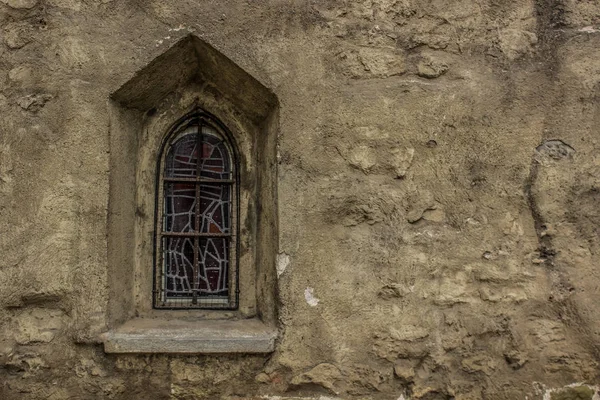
(1, 0), (600, 399)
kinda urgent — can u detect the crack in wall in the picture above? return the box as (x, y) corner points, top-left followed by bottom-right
(524, 157), (556, 265)
(525, 0), (600, 370)
(525, 143), (600, 368)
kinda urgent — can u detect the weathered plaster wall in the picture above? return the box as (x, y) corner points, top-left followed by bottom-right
(1, 0), (600, 399)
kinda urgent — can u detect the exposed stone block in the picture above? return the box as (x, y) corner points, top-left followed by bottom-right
(393, 359), (415, 382)
(461, 355), (496, 375)
(13, 309), (64, 345)
(498, 29), (538, 60)
(3, 21), (33, 49)
(337, 47), (406, 78)
(417, 56), (449, 79)
(550, 385), (596, 400)
(0, 0), (37, 9)
(378, 283), (411, 299)
(290, 363), (342, 393)
(391, 147), (415, 178)
(16, 93), (53, 112)
(535, 139), (575, 162)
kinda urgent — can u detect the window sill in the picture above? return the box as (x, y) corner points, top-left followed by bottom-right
(100, 318), (277, 354)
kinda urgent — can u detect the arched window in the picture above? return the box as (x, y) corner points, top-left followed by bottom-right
(153, 111), (239, 309)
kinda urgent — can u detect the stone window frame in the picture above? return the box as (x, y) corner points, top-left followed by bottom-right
(101, 35), (279, 354)
(135, 97), (259, 319)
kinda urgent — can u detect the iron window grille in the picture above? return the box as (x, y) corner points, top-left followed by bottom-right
(153, 110), (240, 309)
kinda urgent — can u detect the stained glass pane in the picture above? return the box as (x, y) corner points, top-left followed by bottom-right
(164, 183), (196, 233)
(164, 236), (195, 297)
(160, 125), (233, 307)
(163, 237), (230, 298)
(165, 127), (231, 180)
(166, 133), (198, 178)
(198, 238), (229, 295)
(199, 183), (230, 234)
(199, 131), (230, 180)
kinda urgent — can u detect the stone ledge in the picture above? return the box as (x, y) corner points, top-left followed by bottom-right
(100, 318), (277, 354)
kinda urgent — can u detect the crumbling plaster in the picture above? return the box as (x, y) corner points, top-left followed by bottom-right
(1, 0), (600, 399)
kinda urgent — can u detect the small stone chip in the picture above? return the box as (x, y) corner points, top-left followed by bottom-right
(535, 139), (575, 161)
(393, 361), (415, 382)
(417, 56), (449, 79)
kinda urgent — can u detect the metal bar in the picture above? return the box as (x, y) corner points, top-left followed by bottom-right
(191, 120), (204, 303)
(163, 177), (234, 184)
(161, 232), (232, 238)
(234, 138), (240, 309)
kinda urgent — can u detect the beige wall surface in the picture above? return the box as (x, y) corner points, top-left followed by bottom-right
(1, 0), (600, 399)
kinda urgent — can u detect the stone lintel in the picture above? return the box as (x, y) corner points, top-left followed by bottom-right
(101, 318), (277, 354)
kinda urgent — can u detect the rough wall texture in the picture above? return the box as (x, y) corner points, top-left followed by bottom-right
(1, 0), (600, 399)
